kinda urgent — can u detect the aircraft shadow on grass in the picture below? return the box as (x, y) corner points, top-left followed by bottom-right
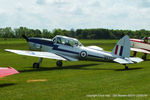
(145, 59), (150, 61)
(115, 67), (143, 71)
(19, 64), (100, 72)
(19, 63), (143, 73)
(0, 83), (16, 88)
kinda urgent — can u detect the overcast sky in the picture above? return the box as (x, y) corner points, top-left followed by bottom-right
(0, 0), (150, 30)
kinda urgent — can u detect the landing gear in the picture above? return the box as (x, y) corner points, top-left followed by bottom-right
(124, 64), (128, 70)
(33, 63), (39, 68)
(142, 53), (147, 60)
(133, 51), (137, 57)
(33, 58), (43, 68)
(56, 60), (63, 68)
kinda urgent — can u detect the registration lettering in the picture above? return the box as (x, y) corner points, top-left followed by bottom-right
(104, 56), (114, 60)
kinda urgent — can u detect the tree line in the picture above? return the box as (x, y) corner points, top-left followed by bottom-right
(0, 27), (150, 39)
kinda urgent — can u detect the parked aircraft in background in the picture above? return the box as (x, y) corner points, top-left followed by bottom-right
(5, 35), (143, 70)
(0, 67), (19, 78)
(130, 37), (150, 60)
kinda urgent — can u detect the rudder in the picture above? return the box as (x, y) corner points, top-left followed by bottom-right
(112, 35), (131, 58)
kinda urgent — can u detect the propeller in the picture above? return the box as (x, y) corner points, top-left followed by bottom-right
(22, 34), (29, 41)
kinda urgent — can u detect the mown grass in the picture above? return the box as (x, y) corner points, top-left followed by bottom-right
(0, 38), (150, 100)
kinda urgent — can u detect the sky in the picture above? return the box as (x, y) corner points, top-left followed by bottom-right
(0, 0), (150, 30)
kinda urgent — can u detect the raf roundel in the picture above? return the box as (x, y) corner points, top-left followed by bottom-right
(80, 51), (87, 58)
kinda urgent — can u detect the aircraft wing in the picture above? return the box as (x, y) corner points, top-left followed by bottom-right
(0, 67), (19, 78)
(86, 46), (103, 51)
(56, 54), (78, 61)
(131, 48), (150, 54)
(5, 49), (67, 61)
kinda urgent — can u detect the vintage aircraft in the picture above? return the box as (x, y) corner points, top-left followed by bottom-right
(5, 35), (143, 70)
(0, 67), (19, 78)
(130, 37), (150, 60)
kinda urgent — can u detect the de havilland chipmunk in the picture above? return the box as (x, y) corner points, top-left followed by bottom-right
(5, 35), (143, 70)
(130, 37), (150, 60)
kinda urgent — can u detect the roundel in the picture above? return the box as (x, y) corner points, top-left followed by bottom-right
(80, 51), (87, 58)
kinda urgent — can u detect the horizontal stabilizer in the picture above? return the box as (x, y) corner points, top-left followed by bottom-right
(113, 58), (134, 64)
(5, 49), (66, 61)
(129, 57), (143, 63)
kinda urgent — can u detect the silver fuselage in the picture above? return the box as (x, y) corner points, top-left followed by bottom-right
(28, 37), (116, 61)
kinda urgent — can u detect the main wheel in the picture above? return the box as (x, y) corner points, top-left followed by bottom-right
(56, 60), (63, 68)
(124, 64), (128, 70)
(125, 66), (128, 70)
(33, 63), (39, 68)
(142, 55), (147, 60)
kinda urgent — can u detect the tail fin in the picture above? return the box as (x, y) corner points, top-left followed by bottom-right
(112, 35), (130, 58)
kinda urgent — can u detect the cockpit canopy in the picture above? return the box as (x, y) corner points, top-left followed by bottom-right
(142, 37), (150, 43)
(52, 35), (83, 47)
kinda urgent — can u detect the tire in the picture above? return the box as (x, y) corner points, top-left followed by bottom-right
(33, 63), (39, 68)
(125, 66), (128, 70)
(142, 55), (146, 60)
(56, 61), (63, 68)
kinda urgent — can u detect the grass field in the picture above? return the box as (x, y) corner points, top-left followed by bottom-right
(0, 38), (150, 100)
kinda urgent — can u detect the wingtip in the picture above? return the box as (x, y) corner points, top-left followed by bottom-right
(4, 49), (9, 51)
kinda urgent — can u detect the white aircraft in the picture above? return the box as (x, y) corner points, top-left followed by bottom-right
(130, 37), (150, 60)
(0, 67), (19, 78)
(5, 35), (143, 70)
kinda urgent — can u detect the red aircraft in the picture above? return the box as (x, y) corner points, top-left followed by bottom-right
(0, 67), (19, 78)
(130, 37), (150, 60)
